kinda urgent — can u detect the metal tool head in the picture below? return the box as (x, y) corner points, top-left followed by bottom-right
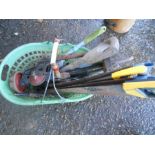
(29, 75), (45, 86)
(10, 72), (27, 93)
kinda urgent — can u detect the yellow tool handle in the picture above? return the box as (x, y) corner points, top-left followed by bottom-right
(123, 81), (155, 89)
(112, 66), (148, 79)
(123, 81), (155, 98)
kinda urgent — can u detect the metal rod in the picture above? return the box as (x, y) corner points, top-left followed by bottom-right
(59, 77), (132, 88)
(41, 69), (52, 102)
(54, 66), (131, 88)
(57, 53), (85, 60)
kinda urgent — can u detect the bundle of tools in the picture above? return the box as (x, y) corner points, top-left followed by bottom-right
(9, 26), (155, 100)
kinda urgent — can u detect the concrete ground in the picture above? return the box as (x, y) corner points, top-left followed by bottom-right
(0, 19), (155, 134)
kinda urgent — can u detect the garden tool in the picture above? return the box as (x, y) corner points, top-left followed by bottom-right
(122, 62), (155, 98)
(66, 26), (106, 55)
(123, 77), (155, 98)
(9, 60), (51, 93)
(9, 72), (27, 93)
(57, 53), (85, 60)
(61, 37), (119, 71)
(58, 26), (107, 68)
(52, 62), (152, 88)
(58, 76), (155, 98)
(13, 62), (155, 99)
(56, 62), (155, 98)
(69, 64), (104, 78)
(29, 60), (50, 86)
(42, 38), (61, 102)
